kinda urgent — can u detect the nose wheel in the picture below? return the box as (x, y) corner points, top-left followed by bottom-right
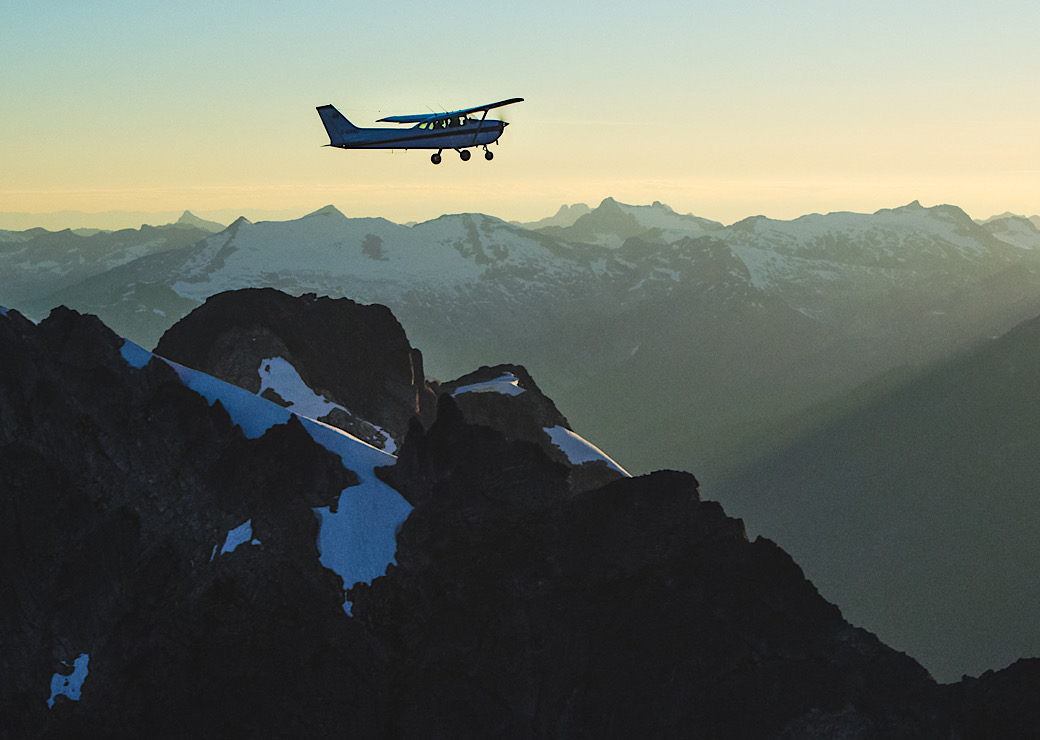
(484, 147), (494, 161)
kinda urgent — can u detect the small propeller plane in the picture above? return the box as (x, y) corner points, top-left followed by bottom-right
(316, 97), (523, 164)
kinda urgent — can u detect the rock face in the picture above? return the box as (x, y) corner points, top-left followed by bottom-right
(359, 397), (947, 738)
(0, 306), (385, 739)
(443, 363), (628, 491)
(155, 288), (436, 450)
(5, 296), (1040, 738)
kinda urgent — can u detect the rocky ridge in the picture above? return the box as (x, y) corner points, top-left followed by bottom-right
(154, 288), (437, 451)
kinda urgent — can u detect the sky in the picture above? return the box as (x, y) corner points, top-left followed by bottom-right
(3, 0), (1040, 229)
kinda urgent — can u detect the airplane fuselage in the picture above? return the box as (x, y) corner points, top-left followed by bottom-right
(317, 100), (520, 163)
(327, 116), (505, 151)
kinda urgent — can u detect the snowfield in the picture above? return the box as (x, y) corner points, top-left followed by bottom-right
(452, 371), (526, 397)
(121, 339), (411, 613)
(545, 425), (629, 476)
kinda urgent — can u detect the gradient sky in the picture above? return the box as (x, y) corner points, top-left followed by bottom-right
(3, 0), (1039, 228)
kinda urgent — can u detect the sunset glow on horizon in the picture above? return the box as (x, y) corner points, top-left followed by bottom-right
(3, 0), (1040, 229)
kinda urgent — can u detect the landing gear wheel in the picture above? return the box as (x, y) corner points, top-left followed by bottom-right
(459, 149), (471, 161)
(431, 152), (442, 165)
(484, 149), (494, 161)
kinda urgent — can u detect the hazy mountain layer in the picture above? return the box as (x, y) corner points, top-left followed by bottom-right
(0, 216), (218, 306)
(712, 310), (1040, 682)
(13, 198), (1040, 484)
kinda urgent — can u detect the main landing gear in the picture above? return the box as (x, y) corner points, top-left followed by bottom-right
(430, 146), (494, 164)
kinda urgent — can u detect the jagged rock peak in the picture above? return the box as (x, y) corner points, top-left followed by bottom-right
(376, 391), (572, 509)
(154, 288), (436, 450)
(441, 363), (628, 492)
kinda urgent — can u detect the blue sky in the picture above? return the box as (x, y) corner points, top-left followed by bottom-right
(3, 0), (1039, 227)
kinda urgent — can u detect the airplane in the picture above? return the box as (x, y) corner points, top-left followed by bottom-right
(316, 97), (523, 164)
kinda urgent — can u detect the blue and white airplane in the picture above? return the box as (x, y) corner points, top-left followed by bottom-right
(316, 98), (523, 164)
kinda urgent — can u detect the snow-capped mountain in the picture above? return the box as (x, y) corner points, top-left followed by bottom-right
(0, 215), (220, 307)
(12, 197), (1040, 487)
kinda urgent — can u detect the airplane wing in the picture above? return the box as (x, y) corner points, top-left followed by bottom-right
(378, 97), (523, 124)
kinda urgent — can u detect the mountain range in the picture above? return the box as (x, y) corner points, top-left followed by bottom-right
(4, 198), (1040, 682)
(5, 288), (1040, 737)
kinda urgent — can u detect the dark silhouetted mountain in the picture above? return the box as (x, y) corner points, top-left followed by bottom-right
(154, 288), (436, 451)
(0, 305), (387, 738)
(4, 295), (1040, 736)
(439, 362), (628, 492)
(155, 290), (624, 487)
(357, 398), (947, 737)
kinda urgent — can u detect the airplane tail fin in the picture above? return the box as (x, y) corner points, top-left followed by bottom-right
(316, 105), (359, 145)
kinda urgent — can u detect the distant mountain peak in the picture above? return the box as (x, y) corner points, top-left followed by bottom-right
(874, 201), (973, 225)
(175, 211), (225, 233)
(874, 200), (925, 215)
(512, 203), (590, 230)
(305, 205), (347, 219)
(556, 202), (589, 216)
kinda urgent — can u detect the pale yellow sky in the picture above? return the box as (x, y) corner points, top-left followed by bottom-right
(3, 0), (1039, 228)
